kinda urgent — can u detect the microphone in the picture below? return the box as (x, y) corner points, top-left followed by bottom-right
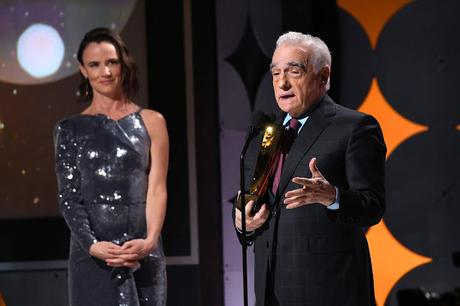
(242, 111), (275, 163)
(247, 111), (275, 138)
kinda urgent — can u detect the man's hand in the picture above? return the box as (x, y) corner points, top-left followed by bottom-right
(235, 200), (270, 232)
(283, 157), (336, 209)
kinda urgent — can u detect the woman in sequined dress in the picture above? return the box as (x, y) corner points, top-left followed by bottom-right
(54, 28), (168, 306)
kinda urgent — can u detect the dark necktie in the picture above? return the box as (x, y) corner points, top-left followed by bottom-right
(271, 118), (300, 194)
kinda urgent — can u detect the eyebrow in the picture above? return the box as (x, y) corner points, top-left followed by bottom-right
(288, 61), (306, 69)
(270, 61), (306, 70)
(86, 58), (119, 64)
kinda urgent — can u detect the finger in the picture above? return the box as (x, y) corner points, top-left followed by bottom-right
(244, 200), (255, 216)
(235, 208), (241, 219)
(104, 241), (122, 249)
(235, 212), (242, 230)
(106, 245), (121, 250)
(284, 187), (307, 198)
(235, 191), (244, 211)
(284, 194), (306, 205)
(254, 204), (268, 220)
(106, 251), (140, 262)
(286, 202), (303, 209)
(235, 208), (242, 223)
(123, 247), (142, 254)
(106, 258), (125, 265)
(106, 259), (139, 268)
(121, 241), (135, 248)
(235, 213), (241, 223)
(291, 177), (315, 187)
(110, 250), (139, 258)
(107, 247), (129, 255)
(117, 253), (139, 260)
(254, 205), (270, 227)
(121, 241), (142, 251)
(309, 157), (324, 178)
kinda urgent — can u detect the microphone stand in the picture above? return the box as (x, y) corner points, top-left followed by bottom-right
(239, 126), (256, 306)
(237, 111), (272, 306)
(239, 156), (249, 306)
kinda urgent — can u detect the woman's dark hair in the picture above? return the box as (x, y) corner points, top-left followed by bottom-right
(77, 28), (138, 102)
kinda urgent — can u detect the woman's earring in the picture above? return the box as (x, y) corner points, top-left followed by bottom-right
(84, 78), (90, 97)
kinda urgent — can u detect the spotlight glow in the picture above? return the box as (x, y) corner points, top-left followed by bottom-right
(17, 23), (65, 78)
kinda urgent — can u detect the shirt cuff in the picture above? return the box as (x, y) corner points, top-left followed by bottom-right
(236, 227), (255, 236)
(326, 187), (340, 210)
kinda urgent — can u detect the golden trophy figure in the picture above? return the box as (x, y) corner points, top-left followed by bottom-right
(237, 123), (285, 211)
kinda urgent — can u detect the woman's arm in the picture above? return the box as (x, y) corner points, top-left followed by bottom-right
(116, 110), (169, 260)
(54, 119), (98, 253)
(55, 119), (134, 266)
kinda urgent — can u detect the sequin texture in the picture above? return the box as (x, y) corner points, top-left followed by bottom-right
(54, 112), (166, 306)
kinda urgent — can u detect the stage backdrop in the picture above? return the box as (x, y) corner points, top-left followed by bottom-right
(0, 1), (206, 305)
(217, 0), (460, 305)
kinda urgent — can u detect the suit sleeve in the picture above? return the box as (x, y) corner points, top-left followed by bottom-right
(54, 120), (97, 253)
(333, 114), (386, 226)
(232, 195), (261, 246)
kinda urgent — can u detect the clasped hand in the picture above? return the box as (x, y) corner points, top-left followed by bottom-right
(89, 238), (157, 269)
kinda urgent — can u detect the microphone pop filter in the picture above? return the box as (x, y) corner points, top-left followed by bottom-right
(250, 111), (275, 130)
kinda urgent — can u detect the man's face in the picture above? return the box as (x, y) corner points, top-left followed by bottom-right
(271, 44), (327, 117)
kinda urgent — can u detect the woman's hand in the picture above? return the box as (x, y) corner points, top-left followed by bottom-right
(89, 241), (140, 269)
(89, 241), (122, 260)
(120, 238), (157, 260)
(103, 238), (157, 268)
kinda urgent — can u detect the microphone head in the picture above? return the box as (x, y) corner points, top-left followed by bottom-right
(250, 111), (275, 130)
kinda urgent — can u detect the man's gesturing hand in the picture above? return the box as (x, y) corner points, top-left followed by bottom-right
(283, 157), (336, 209)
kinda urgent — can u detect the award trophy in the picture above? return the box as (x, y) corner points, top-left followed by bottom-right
(237, 123), (285, 211)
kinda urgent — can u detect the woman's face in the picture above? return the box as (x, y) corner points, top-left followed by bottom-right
(79, 41), (123, 99)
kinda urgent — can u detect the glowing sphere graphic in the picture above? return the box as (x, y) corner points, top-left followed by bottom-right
(17, 23), (64, 78)
(0, 1), (136, 85)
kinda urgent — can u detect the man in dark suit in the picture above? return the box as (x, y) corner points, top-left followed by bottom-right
(234, 32), (386, 306)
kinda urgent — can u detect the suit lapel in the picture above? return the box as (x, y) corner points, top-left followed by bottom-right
(277, 96), (335, 195)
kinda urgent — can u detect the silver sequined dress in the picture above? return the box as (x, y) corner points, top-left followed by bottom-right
(54, 111), (166, 306)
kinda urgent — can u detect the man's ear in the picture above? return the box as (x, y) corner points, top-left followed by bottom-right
(320, 66), (330, 83)
(319, 66), (330, 85)
(79, 65), (88, 78)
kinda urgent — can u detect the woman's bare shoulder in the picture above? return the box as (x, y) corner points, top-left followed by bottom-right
(140, 109), (165, 124)
(140, 109), (167, 138)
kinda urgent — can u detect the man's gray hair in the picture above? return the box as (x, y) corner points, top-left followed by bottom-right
(276, 31), (332, 75)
